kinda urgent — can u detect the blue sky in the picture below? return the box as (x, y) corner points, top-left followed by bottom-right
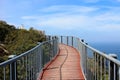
(1, 0), (120, 43)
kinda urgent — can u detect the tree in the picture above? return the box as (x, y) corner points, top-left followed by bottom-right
(0, 20), (15, 43)
(0, 20), (46, 61)
(5, 28), (46, 55)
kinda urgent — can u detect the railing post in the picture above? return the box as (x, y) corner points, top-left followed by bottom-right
(61, 36), (63, 43)
(84, 45), (87, 79)
(67, 36), (68, 45)
(109, 54), (118, 80)
(8, 55), (17, 80)
(72, 36), (73, 46)
(52, 36), (54, 40)
(53, 39), (55, 56)
(49, 36), (51, 40)
(41, 48), (44, 67)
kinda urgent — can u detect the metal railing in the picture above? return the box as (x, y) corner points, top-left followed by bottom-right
(58, 36), (120, 80)
(1, 35), (120, 80)
(0, 38), (58, 80)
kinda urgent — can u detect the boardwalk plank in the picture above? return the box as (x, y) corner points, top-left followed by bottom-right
(38, 44), (85, 80)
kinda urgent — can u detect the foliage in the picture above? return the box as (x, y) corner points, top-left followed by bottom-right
(0, 20), (15, 43)
(0, 20), (46, 62)
(0, 20), (47, 80)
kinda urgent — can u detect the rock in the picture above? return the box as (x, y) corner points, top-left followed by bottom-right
(0, 44), (9, 56)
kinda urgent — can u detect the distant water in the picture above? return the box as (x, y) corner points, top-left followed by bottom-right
(90, 43), (120, 60)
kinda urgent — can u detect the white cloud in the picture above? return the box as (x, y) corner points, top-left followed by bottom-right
(21, 5), (99, 29)
(39, 15), (88, 29)
(2, 0), (120, 43)
(21, 5), (120, 32)
(21, 16), (39, 20)
(39, 5), (98, 13)
(20, 4), (120, 43)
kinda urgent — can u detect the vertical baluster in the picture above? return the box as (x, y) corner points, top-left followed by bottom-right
(26, 55), (29, 80)
(40, 46), (43, 70)
(99, 55), (101, 80)
(93, 53), (95, 80)
(22, 57), (25, 80)
(15, 62), (16, 80)
(96, 54), (98, 80)
(35, 50), (37, 79)
(103, 58), (106, 80)
(67, 36), (68, 45)
(97, 54), (98, 80)
(98, 55), (100, 80)
(41, 46), (44, 68)
(108, 60), (111, 80)
(37, 47), (39, 72)
(29, 54), (31, 80)
(26, 56), (28, 80)
(39, 47), (41, 71)
(118, 66), (120, 80)
(33, 51), (35, 79)
(94, 52), (96, 80)
(26, 57), (28, 80)
(23, 57), (25, 79)
(114, 64), (116, 80)
(97, 54), (99, 80)
(39, 47), (41, 72)
(28, 54), (30, 80)
(31, 53), (33, 80)
(37, 48), (39, 72)
(31, 52), (33, 80)
(72, 36), (73, 47)
(61, 36), (63, 43)
(100, 56), (102, 80)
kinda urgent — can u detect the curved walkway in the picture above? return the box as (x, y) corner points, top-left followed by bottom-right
(38, 44), (85, 80)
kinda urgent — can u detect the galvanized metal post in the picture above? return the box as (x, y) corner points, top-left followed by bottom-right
(61, 36), (63, 43)
(118, 67), (120, 80)
(48, 36), (51, 40)
(109, 54), (118, 80)
(41, 48), (44, 67)
(67, 36), (68, 45)
(72, 36), (73, 47)
(8, 55), (17, 80)
(53, 39), (55, 57)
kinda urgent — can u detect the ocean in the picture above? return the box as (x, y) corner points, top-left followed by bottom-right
(90, 43), (120, 60)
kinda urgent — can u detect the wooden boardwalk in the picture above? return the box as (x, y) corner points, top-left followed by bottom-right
(38, 44), (85, 80)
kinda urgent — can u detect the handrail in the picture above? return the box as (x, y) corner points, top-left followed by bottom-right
(84, 43), (120, 66)
(57, 36), (120, 80)
(0, 39), (56, 67)
(0, 38), (59, 80)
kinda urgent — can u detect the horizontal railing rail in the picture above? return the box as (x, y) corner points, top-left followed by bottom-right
(84, 43), (120, 66)
(0, 38), (58, 80)
(57, 36), (120, 80)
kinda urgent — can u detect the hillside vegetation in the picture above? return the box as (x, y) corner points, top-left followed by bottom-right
(0, 20), (46, 62)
